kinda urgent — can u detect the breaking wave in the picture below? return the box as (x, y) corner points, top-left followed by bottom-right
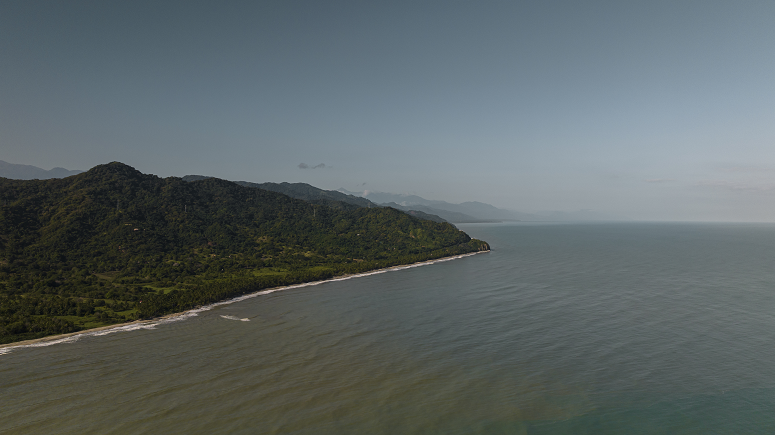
(220, 315), (250, 322)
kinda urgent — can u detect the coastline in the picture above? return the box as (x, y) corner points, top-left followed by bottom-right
(0, 250), (489, 353)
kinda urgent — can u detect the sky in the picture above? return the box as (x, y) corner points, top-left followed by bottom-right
(2, 0), (774, 221)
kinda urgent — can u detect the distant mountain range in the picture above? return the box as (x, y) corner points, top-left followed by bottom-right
(0, 160), (82, 180)
(184, 177), (628, 223)
(337, 189), (536, 222)
(338, 189), (628, 223)
(1, 161), (624, 222)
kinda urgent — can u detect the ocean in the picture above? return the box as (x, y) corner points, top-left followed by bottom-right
(3, 222), (775, 434)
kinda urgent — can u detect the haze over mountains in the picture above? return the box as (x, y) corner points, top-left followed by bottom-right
(184, 176), (624, 223)
(0, 160), (82, 180)
(185, 175), (600, 223)
(1, 160), (626, 223)
(338, 189), (628, 223)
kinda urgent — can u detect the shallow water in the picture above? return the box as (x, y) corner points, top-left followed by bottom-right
(3, 222), (775, 434)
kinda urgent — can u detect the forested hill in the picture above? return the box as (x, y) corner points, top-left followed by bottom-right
(182, 176), (448, 223)
(235, 180), (377, 209)
(0, 162), (489, 344)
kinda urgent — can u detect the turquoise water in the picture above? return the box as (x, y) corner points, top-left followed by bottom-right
(3, 222), (775, 434)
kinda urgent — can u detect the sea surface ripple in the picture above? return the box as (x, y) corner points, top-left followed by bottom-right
(2, 222), (775, 434)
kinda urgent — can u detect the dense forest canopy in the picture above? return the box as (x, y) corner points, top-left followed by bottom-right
(181, 175), (448, 222)
(0, 162), (489, 344)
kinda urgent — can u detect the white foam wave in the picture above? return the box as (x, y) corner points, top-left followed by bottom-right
(0, 251), (487, 355)
(220, 315), (250, 322)
(0, 334), (82, 355)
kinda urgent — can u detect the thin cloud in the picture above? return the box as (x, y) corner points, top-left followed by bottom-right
(298, 162), (326, 169)
(646, 178), (677, 183)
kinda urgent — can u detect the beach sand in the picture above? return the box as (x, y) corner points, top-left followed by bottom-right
(0, 251), (488, 352)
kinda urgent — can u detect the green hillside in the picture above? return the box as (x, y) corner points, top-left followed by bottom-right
(182, 176), (448, 223)
(0, 163), (489, 344)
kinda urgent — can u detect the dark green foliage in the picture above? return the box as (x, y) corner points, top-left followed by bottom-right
(183, 175), (447, 221)
(0, 162), (489, 344)
(234, 181), (378, 209)
(182, 176), (377, 209)
(397, 209), (448, 224)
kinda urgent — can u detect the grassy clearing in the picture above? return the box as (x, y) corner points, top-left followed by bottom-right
(93, 271), (120, 281)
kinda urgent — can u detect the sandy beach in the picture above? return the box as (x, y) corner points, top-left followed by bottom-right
(0, 250), (488, 352)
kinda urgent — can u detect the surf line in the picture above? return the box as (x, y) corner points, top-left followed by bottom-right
(220, 315), (250, 322)
(0, 250), (488, 355)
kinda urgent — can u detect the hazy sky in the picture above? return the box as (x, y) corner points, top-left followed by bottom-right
(2, 1), (774, 221)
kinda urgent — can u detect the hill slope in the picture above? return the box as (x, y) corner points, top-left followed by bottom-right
(0, 163), (489, 344)
(183, 176), (448, 222)
(381, 202), (497, 223)
(182, 176), (377, 209)
(237, 181), (378, 209)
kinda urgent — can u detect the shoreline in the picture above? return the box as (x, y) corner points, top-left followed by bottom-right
(0, 250), (488, 353)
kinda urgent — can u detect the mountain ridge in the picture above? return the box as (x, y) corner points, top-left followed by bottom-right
(338, 189), (628, 222)
(337, 189), (535, 222)
(182, 176), (448, 223)
(0, 160), (83, 180)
